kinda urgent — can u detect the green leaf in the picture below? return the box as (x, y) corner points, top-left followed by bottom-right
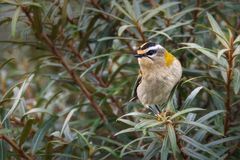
(19, 118), (35, 146)
(0, 58), (14, 70)
(196, 110), (225, 123)
(72, 128), (91, 148)
(133, 0), (141, 18)
(135, 119), (161, 129)
(22, 2), (41, 7)
(117, 112), (155, 120)
(113, 1), (133, 21)
(0, 139), (7, 160)
(217, 48), (229, 59)
(180, 121), (223, 136)
(181, 135), (219, 158)
(167, 124), (182, 159)
(2, 74), (34, 123)
(148, 30), (172, 40)
(181, 43), (227, 66)
(233, 68), (240, 94)
(1, 0), (17, 5)
(32, 116), (58, 153)
(233, 45), (240, 56)
(170, 108), (204, 120)
(123, 0), (136, 20)
(114, 127), (138, 136)
(120, 136), (153, 157)
(183, 87), (203, 108)
(143, 141), (161, 160)
(207, 13), (229, 48)
(161, 20), (192, 33)
(11, 7), (21, 37)
(24, 108), (53, 116)
(117, 118), (136, 126)
(205, 136), (240, 147)
(118, 24), (134, 36)
(171, 7), (202, 23)
(234, 35), (240, 44)
(182, 147), (210, 160)
(88, 8), (131, 25)
(161, 135), (169, 160)
(140, 2), (180, 24)
(60, 108), (78, 136)
(96, 146), (120, 159)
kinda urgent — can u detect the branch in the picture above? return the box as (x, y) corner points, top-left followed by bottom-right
(0, 135), (33, 160)
(224, 34), (234, 135)
(40, 33), (107, 122)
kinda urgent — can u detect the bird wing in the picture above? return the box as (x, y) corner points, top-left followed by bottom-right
(129, 72), (142, 102)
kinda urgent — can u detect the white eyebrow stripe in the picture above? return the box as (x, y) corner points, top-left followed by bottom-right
(143, 44), (164, 53)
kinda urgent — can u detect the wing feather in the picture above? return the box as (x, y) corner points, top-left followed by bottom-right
(129, 72), (142, 102)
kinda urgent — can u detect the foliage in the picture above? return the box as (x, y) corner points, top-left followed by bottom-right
(0, 0), (240, 159)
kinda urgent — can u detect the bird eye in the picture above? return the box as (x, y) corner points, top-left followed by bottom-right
(146, 50), (157, 55)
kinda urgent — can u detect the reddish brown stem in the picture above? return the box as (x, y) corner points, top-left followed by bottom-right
(136, 22), (146, 43)
(224, 35), (234, 135)
(40, 33), (107, 122)
(21, 7), (107, 122)
(0, 135), (33, 160)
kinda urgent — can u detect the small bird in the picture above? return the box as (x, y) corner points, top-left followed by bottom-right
(132, 42), (182, 115)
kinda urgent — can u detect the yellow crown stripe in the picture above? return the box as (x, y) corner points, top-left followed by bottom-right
(137, 50), (145, 55)
(165, 50), (174, 67)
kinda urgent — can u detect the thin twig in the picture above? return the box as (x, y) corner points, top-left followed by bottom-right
(40, 33), (107, 122)
(224, 34), (234, 135)
(0, 135), (33, 160)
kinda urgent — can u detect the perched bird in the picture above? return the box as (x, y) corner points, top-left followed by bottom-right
(132, 42), (182, 115)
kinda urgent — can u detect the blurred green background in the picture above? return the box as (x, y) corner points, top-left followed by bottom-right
(0, 0), (240, 159)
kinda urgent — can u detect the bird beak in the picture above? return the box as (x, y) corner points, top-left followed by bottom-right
(134, 54), (144, 58)
(134, 53), (154, 61)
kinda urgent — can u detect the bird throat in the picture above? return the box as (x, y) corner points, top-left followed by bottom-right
(164, 50), (174, 67)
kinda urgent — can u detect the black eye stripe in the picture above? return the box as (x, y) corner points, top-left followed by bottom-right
(146, 50), (157, 55)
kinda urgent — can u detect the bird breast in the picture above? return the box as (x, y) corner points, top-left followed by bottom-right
(137, 59), (182, 106)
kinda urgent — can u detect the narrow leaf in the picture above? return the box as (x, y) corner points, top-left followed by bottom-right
(19, 118), (35, 146)
(114, 127), (138, 136)
(117, 112), (155, 120)
(167, 124), (181, 159)
(143, 141), (161, 160)
(233, 45), (240, 56)
(60, 108), (78, 136)
(118, 25), (134, 36)
(113, 1), (132, 20)
(2, 74), (34, 123)
(180, 121), (223, 136)
(32, 116), (58, 153)
(161, 135), (169, 160)
(11, 7), (21, 37)
(234, 35), (240, 44)
(141, 2), (180, 23)
(182, 147), (210, 160)
(123, 0), (136, 20)
(181, 135), (219, 158)
(206, 136), (240, 147)
(181, 43), (227, 66)
(233, 68), (240, 94)
(170, 108), (204, 120)
(183, 87), (203, 108)
(217, 49), (229, 59)
(116, 118), (136, 126)
(207, 13), (229, 48)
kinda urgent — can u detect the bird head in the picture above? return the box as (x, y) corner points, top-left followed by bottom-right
(135, 42), (174, 68)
